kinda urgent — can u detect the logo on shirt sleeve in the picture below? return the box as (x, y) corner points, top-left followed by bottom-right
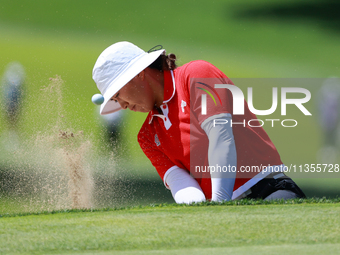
(197, 82), (222, 115)
(181, 100), (187, 113)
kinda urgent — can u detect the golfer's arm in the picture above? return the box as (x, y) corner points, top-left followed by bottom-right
(164, 166), (206, 204)
(201, 113), (237, 201)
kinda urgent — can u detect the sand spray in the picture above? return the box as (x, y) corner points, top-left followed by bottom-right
(1, 76), (97, 211)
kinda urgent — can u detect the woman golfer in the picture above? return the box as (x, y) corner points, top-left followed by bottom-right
(92, 41), (305, 204)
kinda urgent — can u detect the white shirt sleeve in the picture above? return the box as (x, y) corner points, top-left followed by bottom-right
(201, 113), (237, 201)
(164, 166), (206, 204)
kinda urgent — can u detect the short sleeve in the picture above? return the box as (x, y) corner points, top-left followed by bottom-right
(180, 61), (236, 125)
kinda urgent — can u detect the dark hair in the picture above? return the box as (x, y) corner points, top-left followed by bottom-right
(148, 52), (177, 71)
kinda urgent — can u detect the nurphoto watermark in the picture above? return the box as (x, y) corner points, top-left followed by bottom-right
(189, 78), (340, 178)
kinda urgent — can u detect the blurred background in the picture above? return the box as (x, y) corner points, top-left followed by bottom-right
(0, 0), (339, 213)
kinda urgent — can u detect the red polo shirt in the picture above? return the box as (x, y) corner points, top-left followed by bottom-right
(138, 60), (282, 200)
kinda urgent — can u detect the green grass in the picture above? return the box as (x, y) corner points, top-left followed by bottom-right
(1, 0), (339, 77)
(1, 199), (340, 254)
(66, 244), (340, 255)
(0, 2), (340, 253)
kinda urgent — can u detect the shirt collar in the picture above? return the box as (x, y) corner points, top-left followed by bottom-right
(163, 70), (176, 103)
(150, 70), (176, 114)
(148, 70), (176, 124)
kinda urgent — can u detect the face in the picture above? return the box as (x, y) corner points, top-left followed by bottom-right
(111, 73), (156, 113)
